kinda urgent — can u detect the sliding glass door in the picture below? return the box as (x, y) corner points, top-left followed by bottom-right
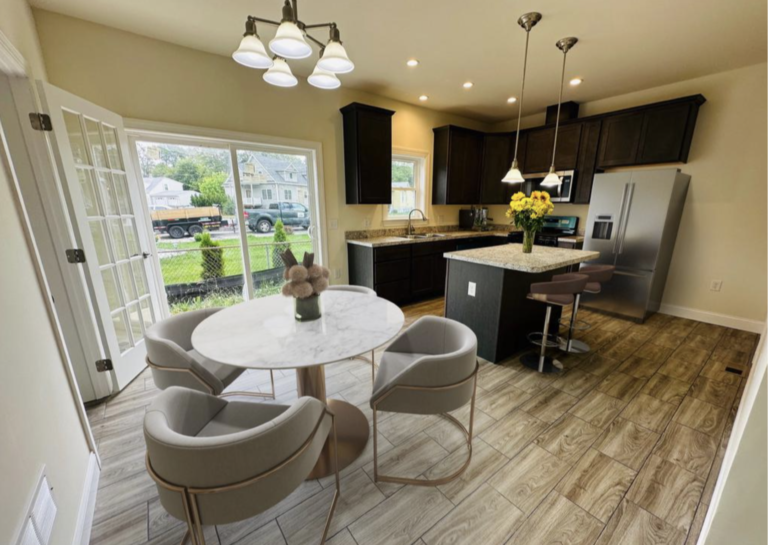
(132, 135), (320, 315)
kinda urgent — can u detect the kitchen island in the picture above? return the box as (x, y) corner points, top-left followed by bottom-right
(444, 244), (599, 363)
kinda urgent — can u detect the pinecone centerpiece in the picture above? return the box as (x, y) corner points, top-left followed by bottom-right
(280, 249), (330, 321)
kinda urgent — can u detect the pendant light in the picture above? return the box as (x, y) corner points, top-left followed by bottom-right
(232, 19), (273, 69)
(308, 65), (341, 89)
(269, 1), (312, 59)
(263, 57), (298, 87)
(502, 13), (541, 184)
(542, 37), (578, 187)
(317, 26), (354, 73)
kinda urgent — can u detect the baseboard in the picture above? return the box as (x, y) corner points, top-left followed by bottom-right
(659, 303), (765, 334)
(72, 453), (100, 545)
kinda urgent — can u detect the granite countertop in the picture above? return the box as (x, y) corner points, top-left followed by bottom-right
(346, 230), (509, 248)
(444, 244), (599, 273)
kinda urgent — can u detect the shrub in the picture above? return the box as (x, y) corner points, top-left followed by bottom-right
(193, 232), (203, 242)
(199, 231), (224, 280)
(272, 219), (290, 267)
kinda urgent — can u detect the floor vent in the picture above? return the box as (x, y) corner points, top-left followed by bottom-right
(725, 367), (744, 375)
(17, 472), (56, 545)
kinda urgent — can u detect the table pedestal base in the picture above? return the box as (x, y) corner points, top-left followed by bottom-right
(297, 366), (370, 479)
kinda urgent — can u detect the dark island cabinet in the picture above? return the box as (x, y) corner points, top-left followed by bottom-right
(523, 123), (582, 173)
(341, 103), (395, 204)
(432, 126), (485, 205)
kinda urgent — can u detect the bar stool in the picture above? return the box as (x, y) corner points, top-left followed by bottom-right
(522, 273), (589, 373)
(558, 264), (616, 354)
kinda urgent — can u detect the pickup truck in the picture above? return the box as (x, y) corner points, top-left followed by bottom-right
(150, 206), (222, 239)
(243, 202), (310, 233)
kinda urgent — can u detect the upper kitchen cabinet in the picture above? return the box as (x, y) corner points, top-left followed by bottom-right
(432, 125), (484, 204)
(479, 131), (525, 205)
(597, 95), (705, 168)
(523, 123), (582, 173)
(341, 103), (395, 204)
(572, 119), (602, 204)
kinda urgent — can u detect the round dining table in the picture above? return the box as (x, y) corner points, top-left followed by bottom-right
(191, 290), (405, 478)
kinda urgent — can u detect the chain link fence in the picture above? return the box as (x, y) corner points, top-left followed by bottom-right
(156, 238), (313, 314)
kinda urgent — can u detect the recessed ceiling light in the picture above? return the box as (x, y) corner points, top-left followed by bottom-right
(419, 95), (429, 101)
(463, 81), (474, 89)
(407, 59), (419, 67)
(569, 77), (583, 86)
(507, 96), (517, 103)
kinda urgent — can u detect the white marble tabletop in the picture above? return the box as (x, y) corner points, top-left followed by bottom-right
(191, 291), (405, 369)
(444, 243), (599, 273)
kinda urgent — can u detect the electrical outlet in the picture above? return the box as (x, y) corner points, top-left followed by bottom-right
(438, 214), (445, 224)
(364, 218), (371, 228)
(334, 268), (341, 280)
(710, 279), (723, 292)
(468, 282), (476, 297)
(329, 218), (338, 230)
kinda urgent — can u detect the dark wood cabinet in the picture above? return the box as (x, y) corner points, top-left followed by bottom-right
(523, 123), (582, 173)
(479, 132), (515, 205)
(432, 126), (484, 205)
(573, 119), (602, 204)
(597, 112), (645, 167)
(340, 103), (395, 204)
(637, 101), (698, 164)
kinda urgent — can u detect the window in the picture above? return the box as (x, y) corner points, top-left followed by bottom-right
(387, 150), (427, 221)
(245, 188), (252, 199)
(284, 189), (292, 200)
(262, 189), (273, 200)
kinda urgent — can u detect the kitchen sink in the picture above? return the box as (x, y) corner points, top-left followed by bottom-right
(395, 233), (449, 240)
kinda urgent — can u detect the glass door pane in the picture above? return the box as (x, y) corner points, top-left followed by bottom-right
(134, 141), (245, 314)
(235, 149), (315, 298)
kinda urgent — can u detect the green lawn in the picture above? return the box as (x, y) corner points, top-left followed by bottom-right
(157, 234), (313, 285)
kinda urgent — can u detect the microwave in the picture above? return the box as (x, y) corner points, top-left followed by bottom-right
(522, 170), (574, 202)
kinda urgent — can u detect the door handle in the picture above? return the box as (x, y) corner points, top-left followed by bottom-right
(613, 183), (630, 254)
(142, 252), (151, 259)
(618, 183), (635, 255)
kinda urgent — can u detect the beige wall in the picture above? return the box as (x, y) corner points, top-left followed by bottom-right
(0, 0), (46, 79)
(32, 10), (491, 284)
(489, 64), (768, 324)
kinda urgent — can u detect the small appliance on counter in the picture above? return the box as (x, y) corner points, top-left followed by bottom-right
(507, 215), (579, 246)
(459, 206), (492, 230)
(459, 207), (476, 229)
(523, 171), (575, 202)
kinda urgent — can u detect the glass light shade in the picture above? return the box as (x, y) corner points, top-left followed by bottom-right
(269, 21), (312, 59)
(502, 159), (524, 183)
(541, 168), (562, 187)
(317, 41), (354, 73)
(308, 65), (340, 89)
(232, 35), (273, 69)
(263, 58), (298, 87)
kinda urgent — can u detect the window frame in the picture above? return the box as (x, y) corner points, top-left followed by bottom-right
(384, 148), (429, 224)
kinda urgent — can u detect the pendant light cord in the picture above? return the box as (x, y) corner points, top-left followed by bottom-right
(550, 49), (568, 170)
(512, 29), (531, 163)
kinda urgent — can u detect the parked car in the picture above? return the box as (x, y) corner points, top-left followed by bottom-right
(244, 202), (310, 233)
(150, 206), (222, 238)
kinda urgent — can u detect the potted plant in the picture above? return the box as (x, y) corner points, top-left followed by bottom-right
(280, 249), (330, 321)
(506, 191), (555, 253)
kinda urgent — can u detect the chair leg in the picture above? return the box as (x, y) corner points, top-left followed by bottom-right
(220, 370), (276, 400)
(320, 414), (341, 544)
(189, 494), (206, 545)
(371, 349), (376, 385)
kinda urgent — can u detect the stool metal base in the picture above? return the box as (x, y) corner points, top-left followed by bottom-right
(558, 338), (591, 354)
(520, 354), (564, 374)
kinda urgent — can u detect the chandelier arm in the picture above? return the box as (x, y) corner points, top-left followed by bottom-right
(247, 16), (281, 27)
(303, 22), (336, 30)
(305, 33), (326, 49)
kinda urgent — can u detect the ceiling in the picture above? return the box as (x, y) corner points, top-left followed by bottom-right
(30, 0), (767, 122)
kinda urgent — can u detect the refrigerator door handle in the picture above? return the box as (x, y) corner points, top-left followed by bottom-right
(617, 183), (635, 255)
(613, 183), (630, 255)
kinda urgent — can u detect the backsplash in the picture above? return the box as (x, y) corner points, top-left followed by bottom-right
(346, 223), (518, 240)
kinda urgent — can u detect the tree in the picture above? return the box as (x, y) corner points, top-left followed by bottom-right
(150, 163), (173, 178)
(190, 172), (234, 214)
(392, 162), (414, 185)
(199, 231), (224, 280)
(173, 158), (206, 190)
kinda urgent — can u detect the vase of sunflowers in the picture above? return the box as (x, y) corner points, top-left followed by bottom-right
(506, 191), (555, 254)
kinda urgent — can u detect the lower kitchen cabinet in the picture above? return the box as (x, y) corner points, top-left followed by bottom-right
(348, 236), (508, 305)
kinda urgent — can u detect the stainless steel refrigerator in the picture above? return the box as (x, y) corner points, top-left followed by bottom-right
(582, 168), (690, 322)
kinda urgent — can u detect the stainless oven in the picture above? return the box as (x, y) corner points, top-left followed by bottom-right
(522, 170), (574, 202)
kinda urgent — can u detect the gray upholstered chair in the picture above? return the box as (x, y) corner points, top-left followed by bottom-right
(370, 316), (478, 486)
(327, 285), (377, 383)
(144, 387), (339, 545)
(145, 308), (275, 399)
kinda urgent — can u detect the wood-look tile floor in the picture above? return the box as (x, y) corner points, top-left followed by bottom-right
(85, 299), (758, 545)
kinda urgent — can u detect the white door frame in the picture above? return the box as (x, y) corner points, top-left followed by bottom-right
(125, 119), (329, 291)
(0, 34), (99, 457)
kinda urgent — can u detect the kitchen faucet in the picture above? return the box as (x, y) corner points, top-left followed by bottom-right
(407, 209), (426, 236)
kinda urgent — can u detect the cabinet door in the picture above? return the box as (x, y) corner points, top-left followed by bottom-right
(480, 132), (514, 204)
(637, 102), (692, 164)
(573, 120), (602, 204)
(410, 254), (436, 298)
(597, 112), (644, 167)
(448, 129), (484, 204)
(523, 124), (581, 173)
(358, 110), (393, 203)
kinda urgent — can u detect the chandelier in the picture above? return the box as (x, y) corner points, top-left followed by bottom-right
(232, 0), (354, 89)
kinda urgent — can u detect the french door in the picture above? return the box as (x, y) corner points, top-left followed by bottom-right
(37, 83), (162, 392)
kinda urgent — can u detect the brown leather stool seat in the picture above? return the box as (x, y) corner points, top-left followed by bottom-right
(559, 264), (616, 354)
(522, 273), (589, 373)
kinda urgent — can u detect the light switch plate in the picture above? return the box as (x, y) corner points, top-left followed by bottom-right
(468, 282), (476, 297)
(363, 218), (371, 228)
(329, 219), (338, 230)
(710, 279), (723, 292)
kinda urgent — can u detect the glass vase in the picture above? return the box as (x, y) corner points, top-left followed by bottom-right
(522, 229), (535, 254)
(294, 295), (321, 322)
